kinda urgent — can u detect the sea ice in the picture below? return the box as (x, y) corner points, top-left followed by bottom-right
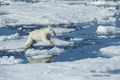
(52, 27), (75, 35)
(100, 46), (120, 56)
(0, 37), (73, 52)
(88, 1), (120, 6)
(70, 38), (83, 42)
(0, 56), (120, 80)
(0, 56), (23, 65)
(119, 18), (120, 21)
(0, 33), (20, 41)
(98, 17), (116, 25)
(96, 25), (120, 38)
(26, 47), (65, 63)
(0, 1), (117, 27)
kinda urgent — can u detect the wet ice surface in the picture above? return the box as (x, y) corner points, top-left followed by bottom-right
(0, 1), (120, 79)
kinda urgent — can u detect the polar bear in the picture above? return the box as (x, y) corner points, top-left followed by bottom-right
(25, 28), (56, 48)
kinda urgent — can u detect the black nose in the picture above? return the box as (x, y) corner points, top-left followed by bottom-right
(54, 33), (56, 36)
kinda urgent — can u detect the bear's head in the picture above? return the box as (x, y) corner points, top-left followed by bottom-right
(46, 28), (56, 36)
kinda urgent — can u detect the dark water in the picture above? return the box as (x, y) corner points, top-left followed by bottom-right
(52, 6), (120, 62)
(107, 69), (120, 74)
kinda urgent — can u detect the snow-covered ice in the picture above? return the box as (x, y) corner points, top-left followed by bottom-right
(26, 47), (65, 56)
(96, 25), (120, 38)
(0, 33), (20, 41)
(88, 1), (120, 7)
(0, 38), (26, 52)
(119, 18), (120, 21)
(98, 17), (116, 25)
(0, 56), (120, 80)
(26, 47), (65, 63)
(96, 26), (119, 35)
(0, 1), (118, 27)
(0, 37), (73, 52)
(53, 38), (74, 46)
(52, 27), (75, 35)
(0, 56), (23, 65)
(70, 38), (83, 42)
(82, 26), (90, 29)
(100, 46), (120, 56)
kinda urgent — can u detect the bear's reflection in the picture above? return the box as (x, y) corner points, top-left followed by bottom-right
(26, 55), (57, 63)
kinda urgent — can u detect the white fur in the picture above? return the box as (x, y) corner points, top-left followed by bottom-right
(25, 28), (56, 48)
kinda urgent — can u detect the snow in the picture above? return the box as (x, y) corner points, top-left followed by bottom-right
(96, 26), (119, 35)
(53, 38), (74, 46)
(0, 33), (20, 41)
(100, 46), (120, 56)
(0, 18), (6, 27)
(52, 27), (75, 35)
(70, 38), (83, 41)
(82, 26), (90, 29)
(0, 38), (26, 52)
(0, 56), (120, 80)
(26, 47), (66, 63)
(26, 47), (65, 56)
(0, 1), (118, 27)
(0, 56), (23, 65)
(96, 25), (120, 38)
(88, 1), (120, 7)
(98, 17), (116, 25)
(119, 18), (120, 22)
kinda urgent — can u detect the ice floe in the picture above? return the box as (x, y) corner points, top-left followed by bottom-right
(0, 56), (120, 80)
(88, 1), (120, 7)
(0, 1), (118, 27)
(0, 38), (26, 52)
(26, 47), (65, 58)
(100, 46), (120, 56)
(0, 56), (23, 65)
(52, 27), (75, 35)
(0, 33), (20, 41)
(98, 17), (116, 25)
(0, 37), (74, 52)
(96, 25), (120, 38)
(70, 38), (83, 42)
(26, 47), (65, 63)
(119, 18), (120, 21)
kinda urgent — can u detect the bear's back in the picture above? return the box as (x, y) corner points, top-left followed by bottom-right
(30, 30), (43, 41)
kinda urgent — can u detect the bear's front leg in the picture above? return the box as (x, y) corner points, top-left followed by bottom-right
(42, 38), (56, 46)
(47, 35), (56, 46)
(50, 38), (56, 46)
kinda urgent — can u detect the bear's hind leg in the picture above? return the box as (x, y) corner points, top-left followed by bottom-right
(25, 40), (33, 48)
(25, 36), (34, 48)
(32, 40), (37, 45)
